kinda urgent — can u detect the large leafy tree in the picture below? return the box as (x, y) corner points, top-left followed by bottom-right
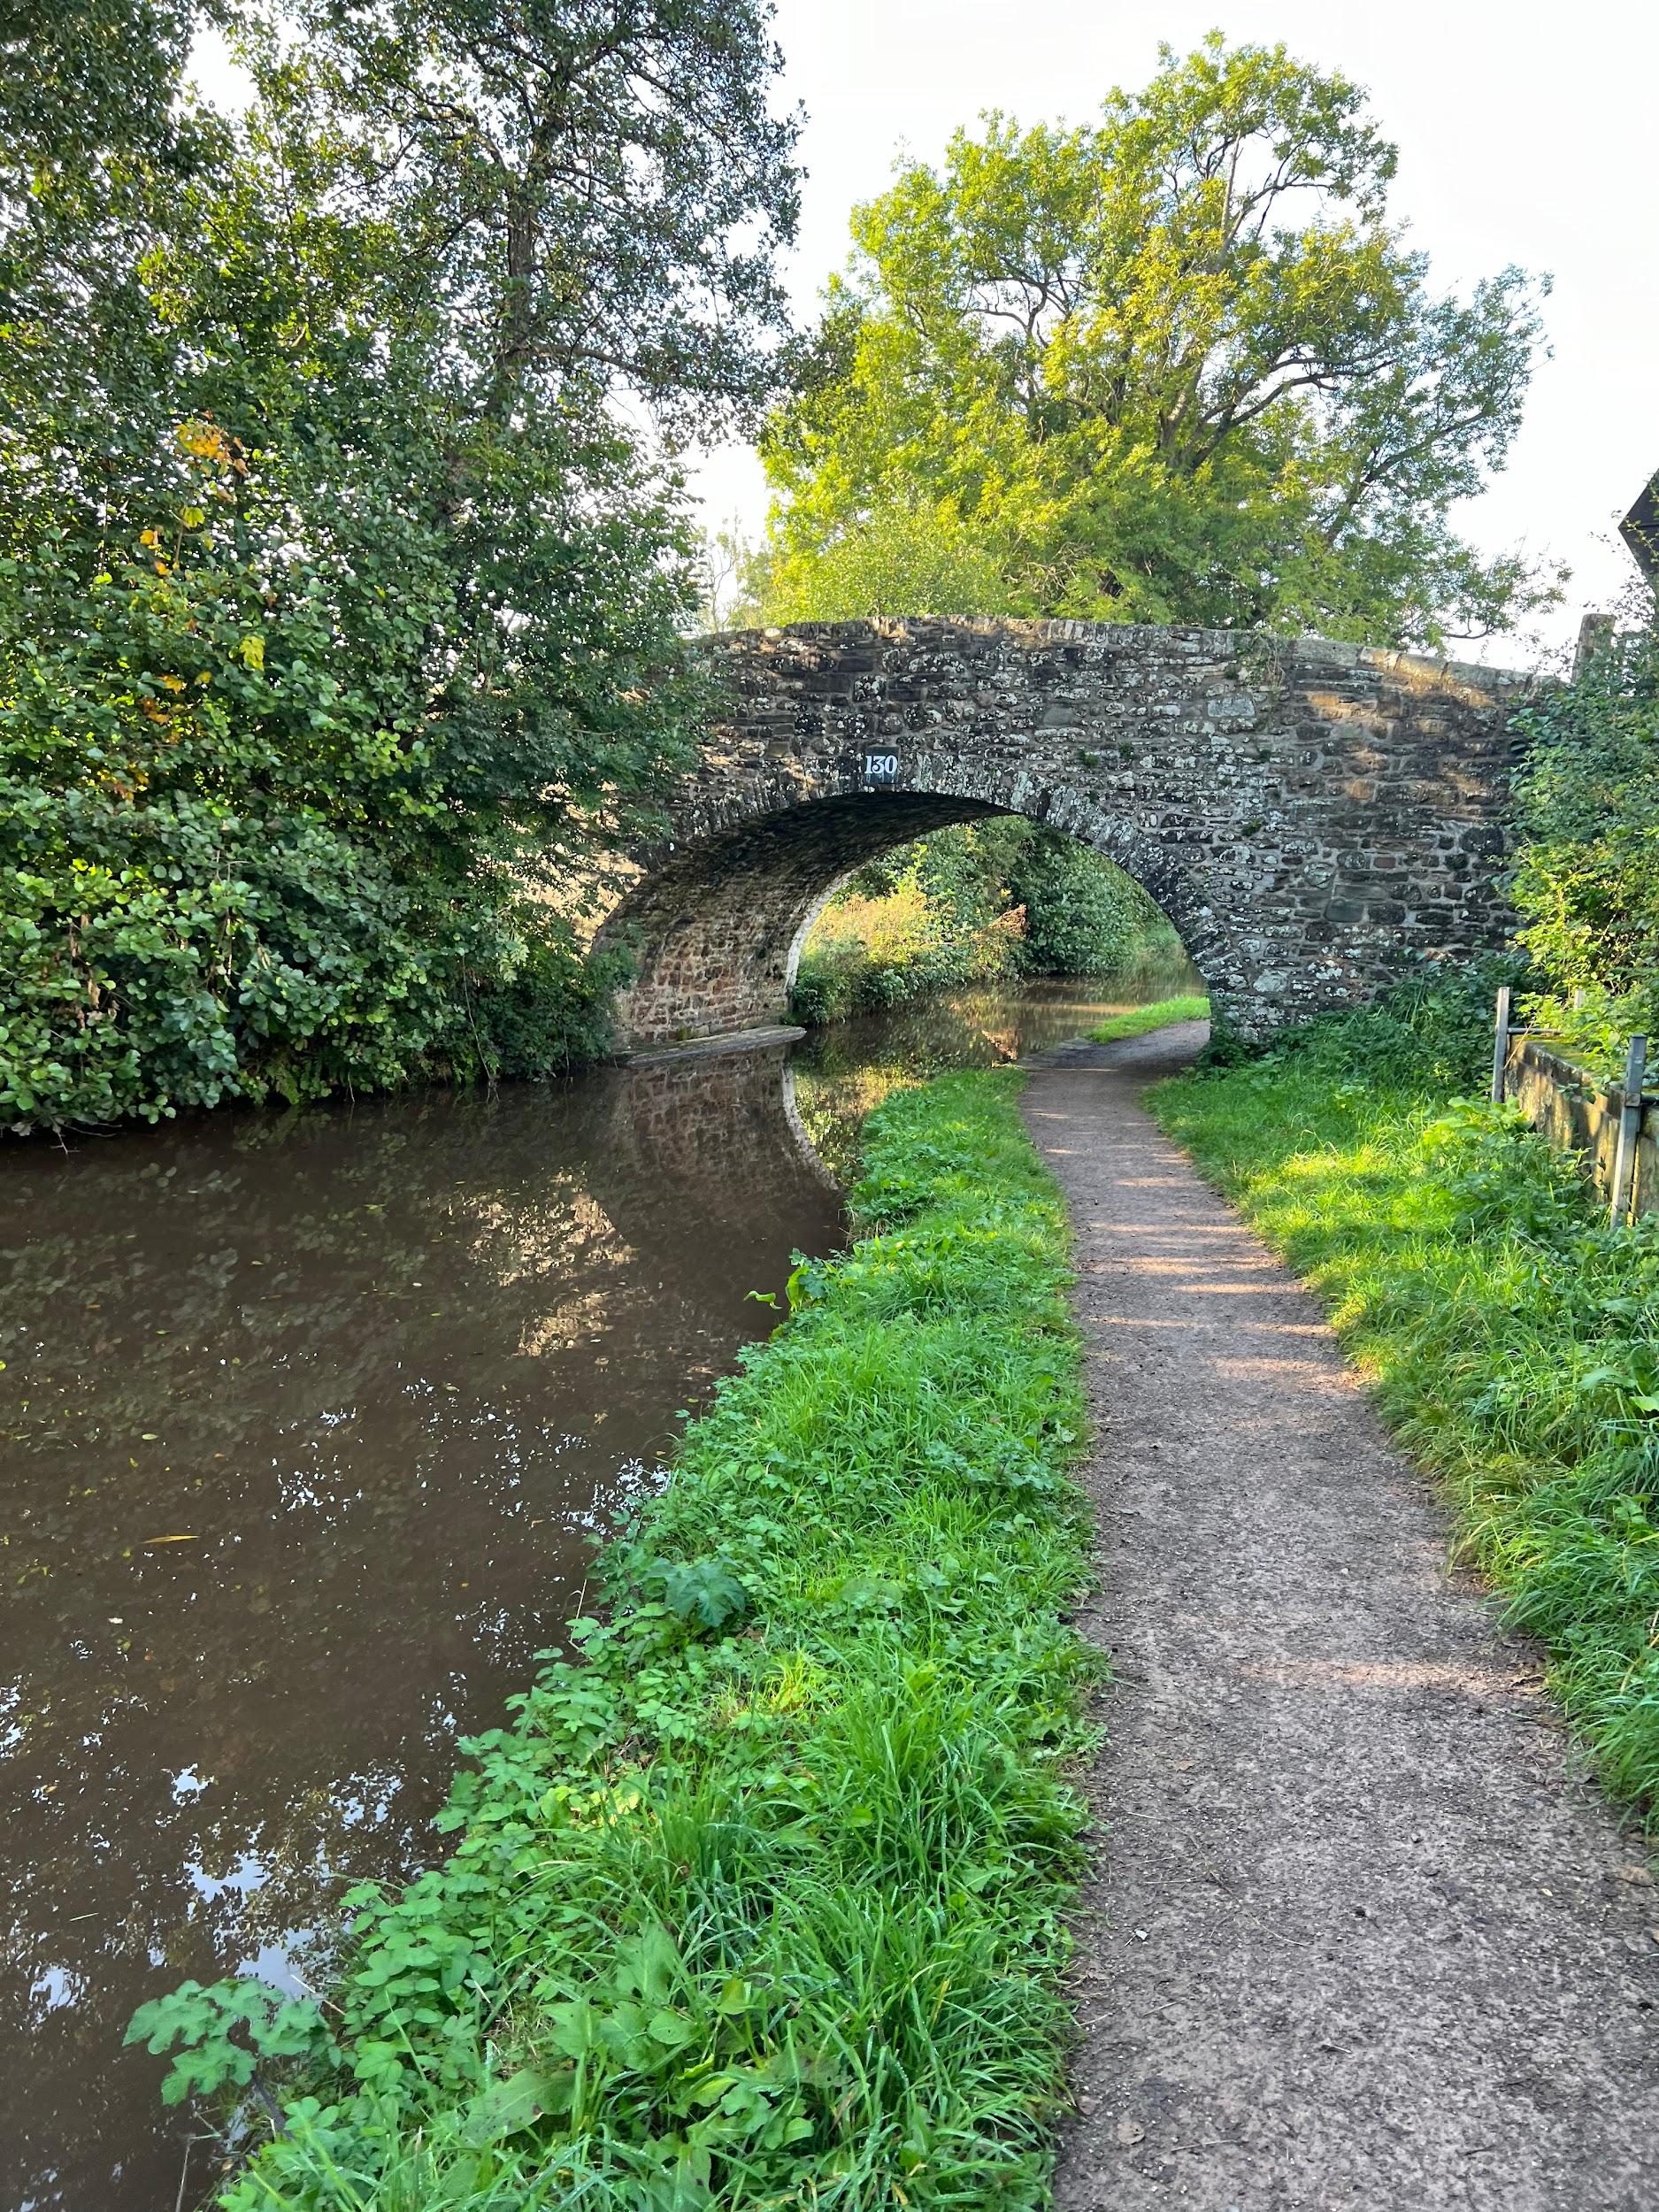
(0, 0), (800, 1131)
(263, 0), (799, 433)
(0, 0), (204, 191)
(758, 35), (1555, 646)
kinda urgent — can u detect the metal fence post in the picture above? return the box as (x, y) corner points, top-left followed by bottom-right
(1491, 985), (1514, 1103)
(1610, 1033), (1649, 1227)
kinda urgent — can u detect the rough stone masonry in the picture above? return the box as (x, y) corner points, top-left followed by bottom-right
(595, 618), (1538, 1047)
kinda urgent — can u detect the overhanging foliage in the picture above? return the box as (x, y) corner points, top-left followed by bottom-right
(0, 0), (801, 1130)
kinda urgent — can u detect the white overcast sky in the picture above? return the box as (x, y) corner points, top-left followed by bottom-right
(193, 1), (1658, 661)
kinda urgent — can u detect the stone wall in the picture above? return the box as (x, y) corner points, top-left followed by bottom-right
(596, 618), (1538, 1047)
(593, 1044), (834, 1199)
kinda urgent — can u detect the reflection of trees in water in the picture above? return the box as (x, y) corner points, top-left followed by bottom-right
(787, 987), (1025, 1179)
(788, 986), (1046, 1181)
(0, 1061), (843, 2212)
(788, 972), (1202, 1180)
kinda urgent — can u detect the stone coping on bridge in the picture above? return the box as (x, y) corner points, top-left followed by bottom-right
(698, 617), (1537, 703)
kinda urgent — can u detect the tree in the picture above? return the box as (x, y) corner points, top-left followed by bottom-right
(0, 1), (801, 1130)
(757, 496), (1006, 623)
(0, 0), (204, 199)
(1510, 615), (1659, 1059)
(1005, 829), (1156, 974)
(758, 35), (1556, 647)
(254, 0), (801, 436)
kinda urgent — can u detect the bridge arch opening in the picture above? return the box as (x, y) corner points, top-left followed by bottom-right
(597, 774), (1214, 1049)
(786, 815), (1197, 1029)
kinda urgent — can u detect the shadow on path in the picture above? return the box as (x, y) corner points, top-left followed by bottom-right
(1023, 1024), (1659, 2211)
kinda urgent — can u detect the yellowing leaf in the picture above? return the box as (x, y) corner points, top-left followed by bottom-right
(240, 636), (265, 672)
(176, 419), (231, 463)
(181, 507), (206, 528)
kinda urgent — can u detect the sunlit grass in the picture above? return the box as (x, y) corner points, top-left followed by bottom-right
(1089, 993), (1209, 1043)
(1153, 1040), (1659, 1825)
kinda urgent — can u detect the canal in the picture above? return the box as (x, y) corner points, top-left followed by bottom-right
(0, 970), (1195, 2210)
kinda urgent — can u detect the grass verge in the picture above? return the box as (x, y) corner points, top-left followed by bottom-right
(1089, 994), (1209, 1044)
(1149, 974), (1659, 1823)
(132, 1070), (1096, 2209)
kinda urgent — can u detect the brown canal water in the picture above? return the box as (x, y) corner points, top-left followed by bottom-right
(0, 968), (1196, 2211)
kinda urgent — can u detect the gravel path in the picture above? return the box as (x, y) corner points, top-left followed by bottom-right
(1021, 1025), (1659, 2212)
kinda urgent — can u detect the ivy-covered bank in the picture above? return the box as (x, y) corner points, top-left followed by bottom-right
(130, 1071), (1096, 2209)
(1151, 973), (1659, 1822)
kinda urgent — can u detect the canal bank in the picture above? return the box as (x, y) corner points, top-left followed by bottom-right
(1, 974), (1168, 2212)
(127, 1070), (1096, 2208)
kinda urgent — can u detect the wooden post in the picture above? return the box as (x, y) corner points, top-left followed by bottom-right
(1491, 985), (1513, 1104)
(1611, 1033), (1649, 1227)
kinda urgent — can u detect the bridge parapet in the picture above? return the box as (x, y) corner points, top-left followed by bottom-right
(596, 619), (1537, 1048)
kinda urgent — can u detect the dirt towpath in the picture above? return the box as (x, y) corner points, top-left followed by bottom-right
(1021, 1025), (1659, 2212)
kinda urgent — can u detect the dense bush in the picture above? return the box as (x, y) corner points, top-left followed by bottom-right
(1005, 830), (1160, 975)
(0, 403), (689, 1128)
(789, 821), (1175, 1025)
(1206, 956), (1526, 1090)
(128, 1071), (1096, 2208)
(1, 0), (799, 1133)
(1509, 621), (1659, 1077)
(790, 879), (1023, 1025)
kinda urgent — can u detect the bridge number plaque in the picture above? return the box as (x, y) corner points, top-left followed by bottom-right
(858, 750), (900, 785)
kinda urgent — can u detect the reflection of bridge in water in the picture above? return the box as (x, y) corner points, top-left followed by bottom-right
(589, 1038), (841, 1212)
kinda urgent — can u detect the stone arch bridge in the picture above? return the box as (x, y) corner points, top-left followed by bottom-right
(596, 619), (1534, 1048)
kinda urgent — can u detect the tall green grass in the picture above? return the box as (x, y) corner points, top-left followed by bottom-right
(131, 1071), (1096, 2209)
(1151, 973), (1659, 1822)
